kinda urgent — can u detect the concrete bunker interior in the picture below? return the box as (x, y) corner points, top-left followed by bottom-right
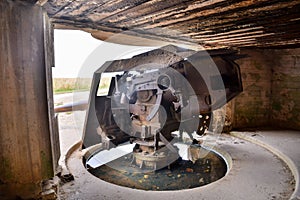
(1, 0), (300, 199)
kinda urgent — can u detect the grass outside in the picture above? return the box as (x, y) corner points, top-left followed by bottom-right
(53, 78), (91, 94)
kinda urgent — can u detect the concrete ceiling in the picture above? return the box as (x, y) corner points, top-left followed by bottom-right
(41, 0), (300, 49)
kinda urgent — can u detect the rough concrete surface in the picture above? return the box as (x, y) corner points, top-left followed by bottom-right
(54, 92), (298, 200)
(231, 130), (300, 199)
(60, 135), (295, 200)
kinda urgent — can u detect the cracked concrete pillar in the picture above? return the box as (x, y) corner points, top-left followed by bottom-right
(0, 1), (54, 198)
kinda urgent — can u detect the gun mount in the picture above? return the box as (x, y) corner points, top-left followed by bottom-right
(83, 45), (242, 170)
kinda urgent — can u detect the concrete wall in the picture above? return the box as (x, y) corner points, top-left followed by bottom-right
(0, 1), (54, 198)
(229, 48), (300, 130)
(269, 49), (300, 130)
(232, 50), (272, 129)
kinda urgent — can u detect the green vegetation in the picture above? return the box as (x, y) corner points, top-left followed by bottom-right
(1, 157), (13, 181)
(272, 101), (282, 111)
(53, 78), (91, 94)
(252, 60), (263, 70)
(40, 150), (53, 178)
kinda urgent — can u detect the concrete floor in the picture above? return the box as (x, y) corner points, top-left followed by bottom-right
(231, 130), (300, 199)
(54, 92), (300, 200)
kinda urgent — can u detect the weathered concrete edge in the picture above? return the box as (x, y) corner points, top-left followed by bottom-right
(59, 140), (83, 176)
(63, 141), (234, 193)
(204, 145), (233, 174)
(230, 131), (300, 200)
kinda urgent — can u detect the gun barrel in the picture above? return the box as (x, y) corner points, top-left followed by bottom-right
(54, 100), (88, 113)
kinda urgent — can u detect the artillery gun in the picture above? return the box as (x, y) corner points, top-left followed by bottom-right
(79, 45), (243, 170)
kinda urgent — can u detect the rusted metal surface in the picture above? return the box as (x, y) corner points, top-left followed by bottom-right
(42, 0), (300, 49)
